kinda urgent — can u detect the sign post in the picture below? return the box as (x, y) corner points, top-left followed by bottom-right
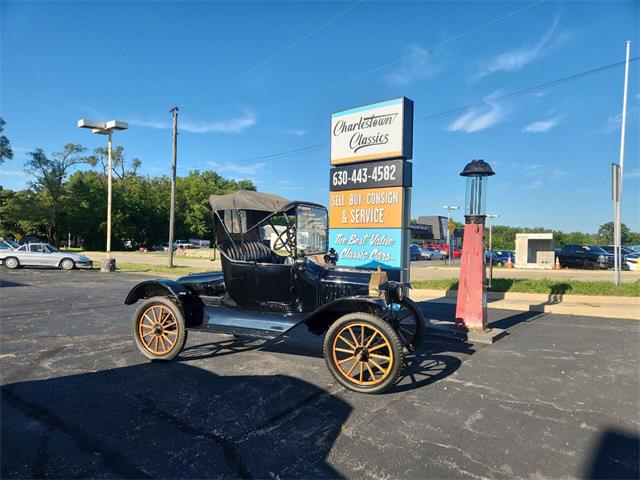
(329, 98), (413, 282)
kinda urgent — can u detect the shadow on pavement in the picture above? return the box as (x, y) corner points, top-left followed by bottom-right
(583, 428), (639, 479)
(1, 362), (351, 479)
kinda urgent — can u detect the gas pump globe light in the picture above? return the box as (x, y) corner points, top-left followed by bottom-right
(460, 159), (495, 219)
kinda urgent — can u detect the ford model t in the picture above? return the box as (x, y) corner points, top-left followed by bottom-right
(126, 191), (425, 393)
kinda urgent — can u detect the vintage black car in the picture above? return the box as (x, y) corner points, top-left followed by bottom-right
(125, 191), (426, 393)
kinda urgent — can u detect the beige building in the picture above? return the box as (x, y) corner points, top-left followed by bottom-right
(515, 233), (555, 269)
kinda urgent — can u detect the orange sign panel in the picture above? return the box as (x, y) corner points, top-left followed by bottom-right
(329, 187), (403, 228)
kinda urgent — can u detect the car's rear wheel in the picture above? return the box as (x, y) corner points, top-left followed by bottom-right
(4, 257), (19, 269)
(132, 297), (187, 361)
(324, 313), (403, 394)
(59, 258), (75, 270)
(385, 297), (426, 352)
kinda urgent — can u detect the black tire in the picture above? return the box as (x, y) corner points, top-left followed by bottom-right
(385, 297), (426, 352)
(4, 257), (19, 269)
(323, 312), (403, 394)
(59, 258), (75, 270)
(132, 296), (187, 361)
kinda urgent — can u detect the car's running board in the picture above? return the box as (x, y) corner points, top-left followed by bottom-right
(196, 304), (304, 339)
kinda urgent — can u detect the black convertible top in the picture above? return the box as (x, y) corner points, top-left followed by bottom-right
(209, 190), (292, 213)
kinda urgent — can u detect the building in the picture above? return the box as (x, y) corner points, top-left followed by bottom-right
(414, 215), (463, 247)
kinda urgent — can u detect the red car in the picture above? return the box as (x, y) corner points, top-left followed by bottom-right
(421, 244), (461, 259)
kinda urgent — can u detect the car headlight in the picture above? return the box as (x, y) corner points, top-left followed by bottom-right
(598, 255), (606, 263)
(386, 281), (403, 303)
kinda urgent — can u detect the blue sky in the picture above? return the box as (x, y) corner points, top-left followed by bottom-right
(1, 0), (639, 233)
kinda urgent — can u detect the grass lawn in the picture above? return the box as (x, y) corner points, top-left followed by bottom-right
(116, 263), (212, 276)
(412, 278), (640, 297)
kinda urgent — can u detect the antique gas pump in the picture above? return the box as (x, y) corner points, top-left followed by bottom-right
(455, 159), (495, 331)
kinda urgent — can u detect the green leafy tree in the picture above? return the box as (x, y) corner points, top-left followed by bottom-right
(25, 144), (95, 244)
(0, 118), (13, 165)
(597, 221), (630, 245)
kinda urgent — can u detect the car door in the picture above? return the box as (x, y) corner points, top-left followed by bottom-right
(26, 244), (50, 266)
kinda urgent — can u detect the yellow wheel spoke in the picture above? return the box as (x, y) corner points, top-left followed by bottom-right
(359, 362), (363, 383)
(163, 321), (177, 328)
(338, 335), (356, 349)
(143, 314), (154, 325)
(364, 331), (378, 348)
(369, 358), (387, 373)
(335, 347), (354, 354)
(360, 326), (365, 346)
(365, 362), (376, 380)
(368, 343), (388, 352)
(348, 327), (359, 347)
(141, 331), (154, 339)
(141, 324), (154, 330)
(346, 361), (359, 376)
(157, 336), (165, 352)
(151, 307), (158, 322)
(370, 353), (390, 361)
(337, 356), (355, 365)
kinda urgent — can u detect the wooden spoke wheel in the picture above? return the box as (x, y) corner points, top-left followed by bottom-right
(132, 297), (187, 361)
(385, 297), (426, 352)
(324, 313), (403, 394)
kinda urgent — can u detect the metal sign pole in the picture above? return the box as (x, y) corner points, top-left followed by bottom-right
(168, 107), (179, 268)
(615, 41), (630, 287)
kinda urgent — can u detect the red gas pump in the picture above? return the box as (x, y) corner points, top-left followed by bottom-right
(455, 159), (495, 331)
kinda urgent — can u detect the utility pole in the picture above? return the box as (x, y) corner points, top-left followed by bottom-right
(614, 41), (630, 286)
(107, 131), (113, 259)
(486, 213), (500, 288)
(168, 106), (179, 268)
(443, 205), (459, 266)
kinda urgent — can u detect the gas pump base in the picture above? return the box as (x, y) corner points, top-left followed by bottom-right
(424, 320), (507, 344)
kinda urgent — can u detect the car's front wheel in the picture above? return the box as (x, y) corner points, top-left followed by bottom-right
(59, 258), (75, 270)
(4, 257), (19, 269)
(324, 313), (403, 394)
(385, 297), (426, 352)
(132, 297), (187, 361)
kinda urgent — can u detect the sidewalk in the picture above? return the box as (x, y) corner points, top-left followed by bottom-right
(411, 289), (640, 320)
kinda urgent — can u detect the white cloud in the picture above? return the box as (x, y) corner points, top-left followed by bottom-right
(477, 18), (567, 78)
(523, 180), (543, 190)
(385, 43), (443, 86)
(276, 180), (305, 191)
(552, 167), (568, 178)
(128, 112), (257, 134)
(523, 116), (563, 133)
(447, 91), (506, 133)
(625, 169), (640, 179)
(600, 113), (622, 134)
(525, 164), (544, 172)
(206, 161), (266, 175)
(284, 129), (307, 136)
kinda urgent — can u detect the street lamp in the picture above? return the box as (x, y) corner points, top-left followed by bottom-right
(455, 159), (495, 331)
(442, 205), (459, 266)
(78, 119), (128, 272)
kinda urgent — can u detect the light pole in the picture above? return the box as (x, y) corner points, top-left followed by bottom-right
(78, 119), (128, 272)
(442, 205), (459, 266)
(486, 213), (500, 288)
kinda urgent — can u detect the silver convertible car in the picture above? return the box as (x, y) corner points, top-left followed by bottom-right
(0, 243), (93, 270)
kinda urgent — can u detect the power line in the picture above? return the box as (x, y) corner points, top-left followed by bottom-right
(225, 56), (638, 166)
(255, 0), (547, 115)
(210, 0), (365, 93)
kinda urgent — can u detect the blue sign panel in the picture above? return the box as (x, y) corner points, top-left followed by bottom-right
(329, 228), (402, 271)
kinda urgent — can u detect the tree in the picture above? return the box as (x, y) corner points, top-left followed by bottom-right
(90, 145), (141, 180)
(0, 118), (13, 165)
(597, 221), (631, 245)
(25, 144), (95, 244)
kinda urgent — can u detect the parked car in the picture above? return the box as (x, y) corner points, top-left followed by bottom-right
(600, 245), (639, 271)
(126, 190), (426, 394)
(421, 247), (445, 260)
(173, 240), (196, 250)
(0, 243), (93, 270)
(556, 244), (615, 270)
(485, 250), (514, 265)
(627, 244), (640, 253)
(409, 244), (422, 261)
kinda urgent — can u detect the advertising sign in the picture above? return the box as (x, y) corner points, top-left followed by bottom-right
(329, 159), (411, 191)
(329, 187), (403, 229)
(329, 228), (402, 270)
(330, 97), (413, 166)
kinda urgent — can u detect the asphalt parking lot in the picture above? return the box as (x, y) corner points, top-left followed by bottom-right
(1, 269), (639, 479)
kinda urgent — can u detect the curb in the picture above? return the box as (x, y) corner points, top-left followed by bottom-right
(410, 289), (640, 320)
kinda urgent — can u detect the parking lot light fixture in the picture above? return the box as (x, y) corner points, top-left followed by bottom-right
(77, 119), (128, 271)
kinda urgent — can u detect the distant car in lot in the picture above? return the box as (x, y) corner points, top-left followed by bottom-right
(485, 250), (515, 265)
(410, 244), (422, 261)
(556, 244), (615, 270)
(600, 245), (639, 270)
(421, 247), (445, 260)
(627, 244), (640, 253)
(0, 243), (93, 270)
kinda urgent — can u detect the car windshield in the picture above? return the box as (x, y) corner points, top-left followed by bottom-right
(45, 244), (58, 253)
(584, 246), (607, 254)
(296, 206), (328, 255)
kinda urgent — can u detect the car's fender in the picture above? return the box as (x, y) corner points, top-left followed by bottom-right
(124, 279), (204, 327)
(302, 296), (387, 335)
